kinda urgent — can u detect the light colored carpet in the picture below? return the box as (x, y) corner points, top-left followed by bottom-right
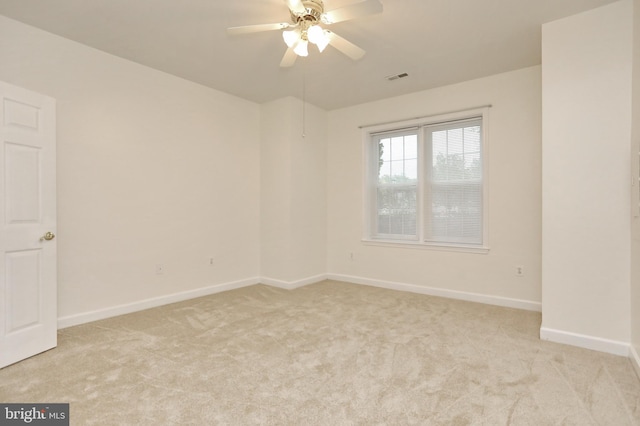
(1, 280), (639, 425)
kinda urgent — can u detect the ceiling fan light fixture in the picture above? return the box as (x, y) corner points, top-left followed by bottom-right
(228, 0), (383, 66)
(282, 29), (300, 47)
(315, 31), (330, 52)
(293, 39), (309, 56)
(306, 25), (324, 44)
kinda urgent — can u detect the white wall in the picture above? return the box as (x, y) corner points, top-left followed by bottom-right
(0, 16), (261, 322)
(327, 66), (542, 308)
(260, 97), (327, 286)
(541, 0), (633, 351)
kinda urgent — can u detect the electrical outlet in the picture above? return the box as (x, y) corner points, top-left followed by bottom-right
(515, 265), (524, 277)
(155, 264), (164, 275)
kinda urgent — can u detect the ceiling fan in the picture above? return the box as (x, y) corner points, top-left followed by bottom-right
(227, 0), (383, 67)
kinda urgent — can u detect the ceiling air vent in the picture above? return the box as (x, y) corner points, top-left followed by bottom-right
(385, 72), (409, 81)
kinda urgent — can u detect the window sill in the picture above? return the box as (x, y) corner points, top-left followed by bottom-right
(361, 238), (490, 254)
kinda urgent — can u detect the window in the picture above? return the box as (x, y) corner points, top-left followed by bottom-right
(373, 130), (418, 239)
(365, 108), (489, 251)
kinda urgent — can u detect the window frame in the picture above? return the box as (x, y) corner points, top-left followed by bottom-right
(362, 107), (490, 253)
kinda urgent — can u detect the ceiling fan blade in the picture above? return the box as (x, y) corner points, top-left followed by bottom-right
(327, 31), (366, 60)
(285, 0), (306, 15)
(280, 47), (298, 67)
(227, 22), (290, 35)
(322, 0), (383, 24)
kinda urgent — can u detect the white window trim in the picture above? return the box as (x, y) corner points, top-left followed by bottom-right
(362, 107), (490, 253)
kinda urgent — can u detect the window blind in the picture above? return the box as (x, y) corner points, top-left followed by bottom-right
(425, 118), (483, 245)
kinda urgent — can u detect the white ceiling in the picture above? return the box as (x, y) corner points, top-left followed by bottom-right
(0, 0), (618, 110)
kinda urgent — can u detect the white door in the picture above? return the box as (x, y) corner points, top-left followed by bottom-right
(0, 81), (57, 368)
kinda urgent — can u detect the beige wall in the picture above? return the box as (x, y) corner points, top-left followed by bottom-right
(0, 16), (261, 322)
(327, 66), (542, 308)
(631, 0), (640, 370)
(541, 0), (633, 350)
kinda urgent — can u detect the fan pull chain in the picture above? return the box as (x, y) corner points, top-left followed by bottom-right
(302, 59), (306, 138)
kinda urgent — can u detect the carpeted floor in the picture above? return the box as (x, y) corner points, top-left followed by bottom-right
(1, 280), (639, 425)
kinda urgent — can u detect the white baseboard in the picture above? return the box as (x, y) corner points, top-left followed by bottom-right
(57, 277), (261, 329)
(539, 327), (630, 357)
(56, 272), (638, 367)
(631, 344), (640, 379)
(58, 273), (540, 330)
(327, 273), (542, 312)
(56, 272), (540, 329)
(260, 274), (328, 290)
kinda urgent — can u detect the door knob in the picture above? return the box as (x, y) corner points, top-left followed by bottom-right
(41, 232), (55, 241)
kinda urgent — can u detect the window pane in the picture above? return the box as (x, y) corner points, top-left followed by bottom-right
(377, 134), (418, 184)
(426, 119), (483, 245)
(405, 135), (418, 159)
(391, 160), (404, 179)
(433, 131), (447, 163)
(429, 182), (482, 244)
(464, 125), (481, 179)
(431, 125), (481, 183)
(377, 186), (417, 237)
(405, 159), (418, 180)
(377, 139), (390, 182)
(380, 139), (391, 162)
(391, 137), (404, 160)
(404, 136), (418, 182)
(448, 128), (463, 155)
(464, 126), (480, 152)
(466, 152), (481, 179)
(378, 161), (391, 182)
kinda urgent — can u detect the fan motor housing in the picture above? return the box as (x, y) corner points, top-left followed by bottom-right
(291, 0), (324, 23)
